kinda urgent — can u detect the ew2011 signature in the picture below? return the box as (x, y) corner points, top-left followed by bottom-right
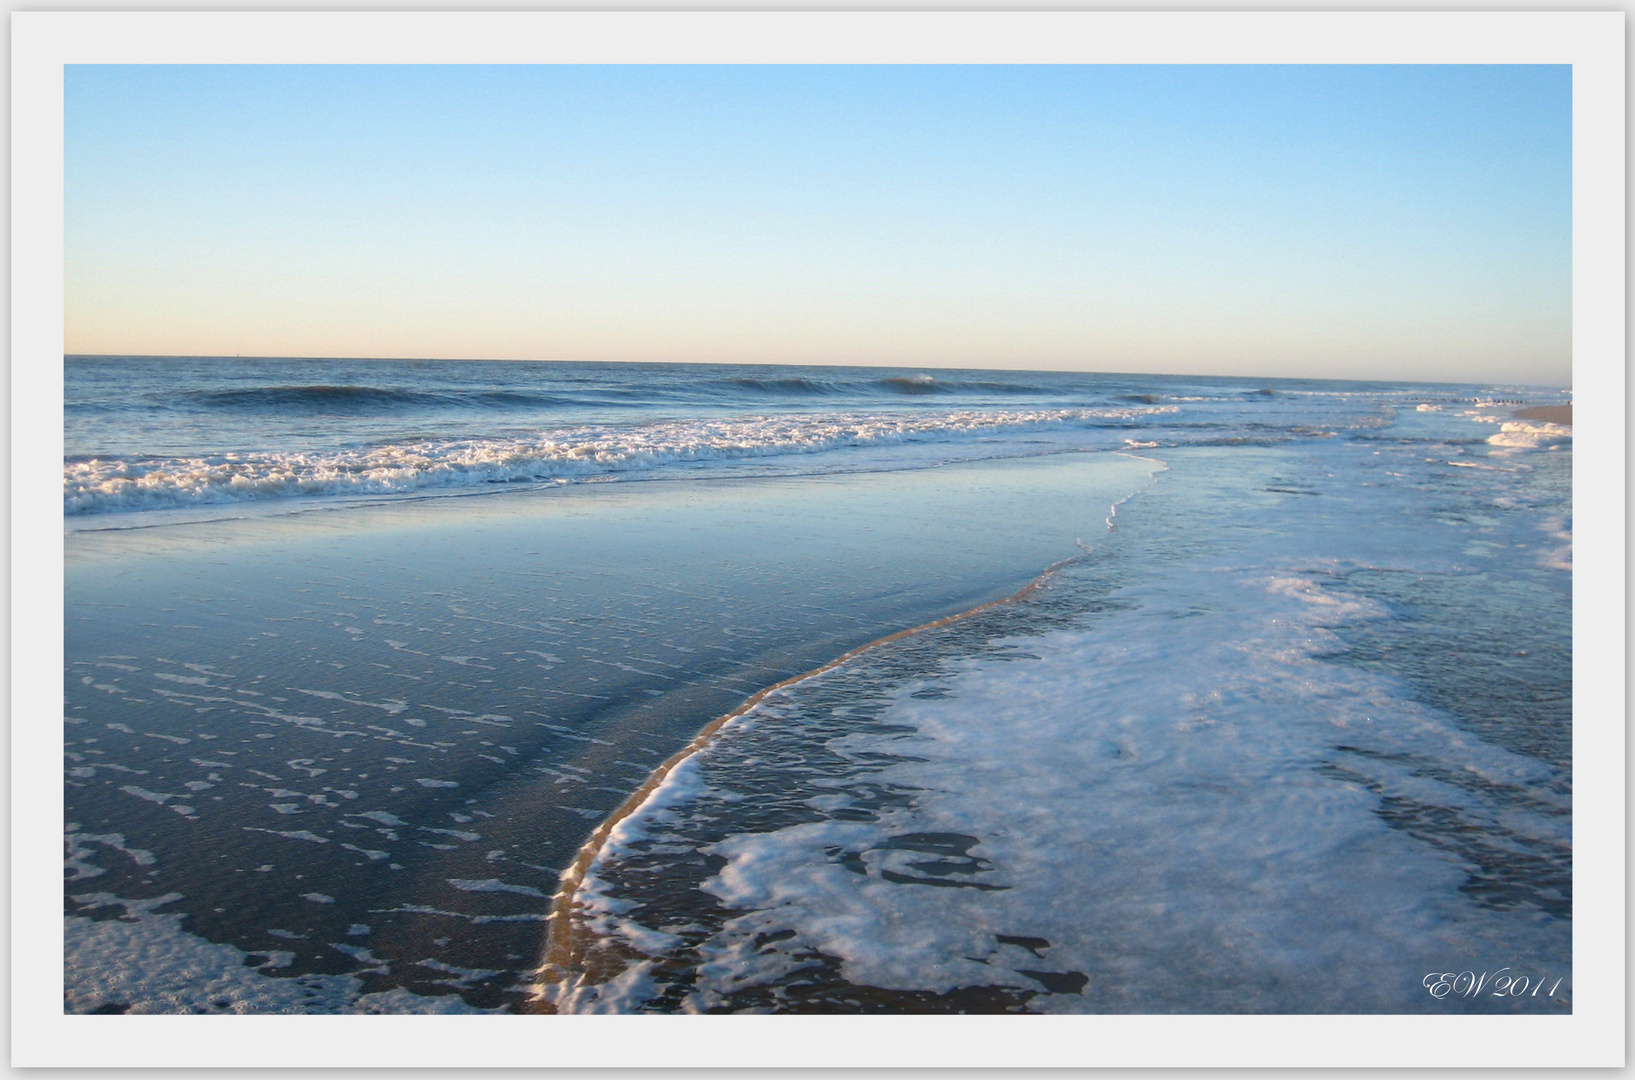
(1423, 969), (1566, 1001)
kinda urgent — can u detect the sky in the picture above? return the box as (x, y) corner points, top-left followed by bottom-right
(64, 64), (1572, 384)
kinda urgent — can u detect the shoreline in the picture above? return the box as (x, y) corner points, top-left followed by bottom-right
(531, 454), (1168, 1010)
(529, 549), (1089, 1012)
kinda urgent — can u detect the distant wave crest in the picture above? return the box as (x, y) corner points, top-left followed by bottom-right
(724, 376), (838, 396)
(876, 375), (944, 395)
(180, 385), (566, 413)
(721, 373), (1044, 399)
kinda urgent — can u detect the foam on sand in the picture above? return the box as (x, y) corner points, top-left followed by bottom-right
(65, 887), (502, 1014)
(530, 545), (1126, 1011)
(543, 560), (1569, 1013)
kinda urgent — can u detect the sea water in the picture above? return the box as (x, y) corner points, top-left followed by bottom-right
(62, 357), (1570, 1014)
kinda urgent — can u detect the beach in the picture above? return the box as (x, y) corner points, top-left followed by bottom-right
(63, 358), (1572, 1014)
(65, 432), (1156, 1012)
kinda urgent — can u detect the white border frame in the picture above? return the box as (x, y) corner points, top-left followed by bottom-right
(13, 10), (1625, 1070)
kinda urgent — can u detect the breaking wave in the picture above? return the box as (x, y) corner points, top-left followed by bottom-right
(64, 407), (1169, 515)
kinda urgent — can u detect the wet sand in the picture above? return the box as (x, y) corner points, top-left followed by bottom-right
(1515, 404), (1571, 425)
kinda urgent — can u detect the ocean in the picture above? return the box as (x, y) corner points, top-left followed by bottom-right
(62, 355), (1571, 1014)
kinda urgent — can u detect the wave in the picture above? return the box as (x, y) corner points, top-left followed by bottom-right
(724, 374), (1048, 399)
(721, 374), (948, 396)
(876, 375), (945, 395)
(64, 407), (1175, 515)
(166, 373), (1064, 417)
(178, 385), (567, 414)
(724, 376), (839, 396)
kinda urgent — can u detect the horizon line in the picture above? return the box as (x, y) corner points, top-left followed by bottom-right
(61, 353), (1571, 392)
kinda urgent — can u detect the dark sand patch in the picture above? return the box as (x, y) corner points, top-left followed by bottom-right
(1515, 404), (1571, 425)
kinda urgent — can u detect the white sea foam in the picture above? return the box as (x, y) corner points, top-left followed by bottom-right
(64, 829), (157, 881)
(65, 891), (501, 1014)
(1539, 512), (1574, 572)
(1486, 420), (1572, 450)
(64, 407), (1171, 515)
(448, 878), (547, 898)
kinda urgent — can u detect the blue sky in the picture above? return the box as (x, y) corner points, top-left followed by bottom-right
(65, 64), (1571, 384)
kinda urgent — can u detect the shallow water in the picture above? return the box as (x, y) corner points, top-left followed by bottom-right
(65, 451), (1154, 1012)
